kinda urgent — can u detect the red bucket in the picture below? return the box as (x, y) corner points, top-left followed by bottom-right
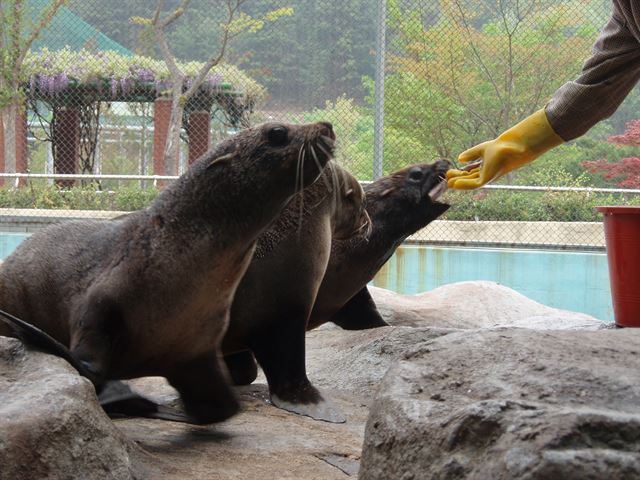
(597, 206), (640, 327)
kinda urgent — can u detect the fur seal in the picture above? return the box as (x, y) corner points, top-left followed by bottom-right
(222, 161), (370, 423)
(308, 159), (451, 331)
(0, 121), (336, 424)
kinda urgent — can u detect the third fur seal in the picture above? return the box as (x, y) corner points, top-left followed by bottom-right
(0, 121), (335, 424)
(308, 159), (451, 330)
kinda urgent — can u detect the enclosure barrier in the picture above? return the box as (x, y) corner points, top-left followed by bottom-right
(0, 173), (637, 251)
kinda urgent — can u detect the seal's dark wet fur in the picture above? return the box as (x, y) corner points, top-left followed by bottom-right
(308, 159), (451, 331)
(222, 161), (370, 422)
(0, 121), (335, 424)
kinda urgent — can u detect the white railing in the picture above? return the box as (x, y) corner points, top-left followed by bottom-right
(0, 172), (639, 195)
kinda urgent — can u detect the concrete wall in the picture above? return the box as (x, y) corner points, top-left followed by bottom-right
(409, 220), (605, 249)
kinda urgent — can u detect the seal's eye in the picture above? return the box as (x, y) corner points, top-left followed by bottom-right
(267, 126), (289, 147)
(408, 167), (424, 182)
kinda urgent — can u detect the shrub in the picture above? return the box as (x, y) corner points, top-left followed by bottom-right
(0, 184), (158, 211)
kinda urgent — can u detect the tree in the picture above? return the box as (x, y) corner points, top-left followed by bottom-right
(0, 0), (66, 175)
(385, 0), (600, 163)
(132, 0), (291, 174)
(582, 120), (640, 189)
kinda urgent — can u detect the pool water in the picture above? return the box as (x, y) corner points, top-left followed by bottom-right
(372, 245), (613, 322)
(0, 233), (30, 260)
(0, 233), (612, 322)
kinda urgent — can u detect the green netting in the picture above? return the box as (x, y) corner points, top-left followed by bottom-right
(29, 0), (132, 56)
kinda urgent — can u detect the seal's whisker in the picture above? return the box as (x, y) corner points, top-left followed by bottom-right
(316, 141), (331, 158)
(296, 142), (307, 236)
(295, 143), (304, 194)
(310, 143), (332, 193)
(327, 160), (341, 211)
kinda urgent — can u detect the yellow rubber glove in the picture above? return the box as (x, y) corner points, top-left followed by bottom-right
(446, 109), (564, 190)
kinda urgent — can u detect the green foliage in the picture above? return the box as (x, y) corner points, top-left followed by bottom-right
(0, 184), (158, 210)
(443, 189), (640, 222)
(0, 0), (67, 108)
(386, 0), (603, 158)
(366, 73), (468, 160)
(302, 95), (374, 178)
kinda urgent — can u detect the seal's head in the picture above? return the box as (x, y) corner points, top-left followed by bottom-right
(180, 121), (336, 230)
(331, 167), (371, 241)
(205, 121), (335, 192)
(365, 159), (451, 236)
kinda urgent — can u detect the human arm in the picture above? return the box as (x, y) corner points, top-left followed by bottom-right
(447, 2), (640, 190)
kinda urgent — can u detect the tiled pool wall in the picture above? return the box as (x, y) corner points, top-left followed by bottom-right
(372, 245), (612, 322)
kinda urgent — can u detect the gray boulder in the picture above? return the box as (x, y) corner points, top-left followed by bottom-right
(0, 337), (138, 480)
(360, 328), (640, 480)
(370, 281), (607, 330)
(306, 326), (455, 398)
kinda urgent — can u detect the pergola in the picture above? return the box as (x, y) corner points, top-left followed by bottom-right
(0, 65), (255, 187)
(1, 3), (263, 187)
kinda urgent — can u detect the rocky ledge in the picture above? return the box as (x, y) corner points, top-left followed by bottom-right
(2, 281), (635, 480)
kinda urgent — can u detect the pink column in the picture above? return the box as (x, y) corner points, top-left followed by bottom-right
(0, 103), (29, 187)
(187, 111), (211, 165)
(53, 107), (79, 188)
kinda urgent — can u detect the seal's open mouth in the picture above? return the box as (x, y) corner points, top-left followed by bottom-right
(428, 179), (448, 201)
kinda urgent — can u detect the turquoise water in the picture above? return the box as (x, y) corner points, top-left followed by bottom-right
(0, 233), (613, 322)
(0, 233), (30, 260)
(372, 245), (613, 322)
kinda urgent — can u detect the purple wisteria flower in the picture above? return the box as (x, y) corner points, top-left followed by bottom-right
(208, 73), (223, 87)
(57, 73), (69, 92)
(120, 77), (134, 96)
(134, 68), (155, 83)
(154, 79), (164, 94)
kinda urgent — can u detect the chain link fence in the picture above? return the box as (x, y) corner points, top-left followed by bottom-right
(1, 0), (639, 251)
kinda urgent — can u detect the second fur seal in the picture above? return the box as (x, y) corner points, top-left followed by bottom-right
(309, 159), (451, 330)
(0, 122), (335, 424)
(222, 161), (370, 422)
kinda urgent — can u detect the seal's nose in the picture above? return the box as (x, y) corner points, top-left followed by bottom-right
(319, 122), (336, 140)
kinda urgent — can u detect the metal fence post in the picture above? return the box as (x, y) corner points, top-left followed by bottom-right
(373, 0), (386, 180)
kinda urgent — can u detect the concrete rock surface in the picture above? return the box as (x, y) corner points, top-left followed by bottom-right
(371, 281), (608, 330)
(0, 337), (148, 480)
(360, 328), (640, 480)
(0, 281), (622, 480)
(306, 325), (455, 399)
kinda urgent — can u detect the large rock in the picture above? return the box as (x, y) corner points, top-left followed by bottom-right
(360, 328), (640, 480)
(306, 326), (455, 398)
(370, 281), (607, 330)
(0, 337), (139, 480)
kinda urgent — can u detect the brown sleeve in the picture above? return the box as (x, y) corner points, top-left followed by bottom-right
(545, 5), (640, 141)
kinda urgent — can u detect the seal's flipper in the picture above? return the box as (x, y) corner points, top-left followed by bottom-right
(251, 317), (346, 423)
(0, 308), (102, 386)
(167, 352), (240, 425)
(99, 380), (192, 423)
(224, 350), (258, 385)
(270, 392), (346, 423)
(330, 287), (389, 330)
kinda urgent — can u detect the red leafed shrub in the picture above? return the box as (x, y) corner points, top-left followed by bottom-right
(608, 119), (640, 147)
(582, 157), (640, 189)
(581, 120), (640, 188)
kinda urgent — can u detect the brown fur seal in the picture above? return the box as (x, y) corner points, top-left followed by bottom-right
(308, 160), (451, 331)
(222, 161), (370, 423)
(0, 121), (335, 424)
